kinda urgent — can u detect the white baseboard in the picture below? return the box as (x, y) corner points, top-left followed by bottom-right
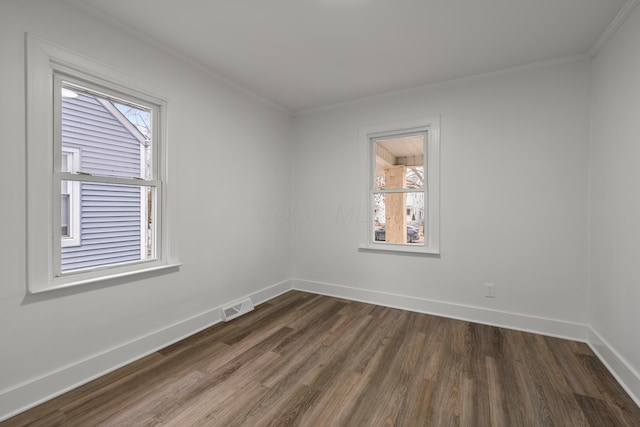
(4, 277), (638, 421)
(292, 278), (640, 406)
(588, 328), (640, 407)
(293, 278), (590, 340)
(0, 279), (293, 422)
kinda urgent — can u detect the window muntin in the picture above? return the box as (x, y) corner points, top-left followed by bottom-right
(55, 77), (158, 276)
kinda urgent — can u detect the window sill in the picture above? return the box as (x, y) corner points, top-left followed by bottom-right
(28, 262), (182, 295)
(358, 243), (440, 256)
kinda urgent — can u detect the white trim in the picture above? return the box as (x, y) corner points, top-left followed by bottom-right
(589, 0), (640, 57)
(292, 278), (640, 406)
(3, 278), (639, 420)
(359, 116), (440, 255)
(64, 0), (290, 114)
(56, 172), (160, 187)
(294, 54), (590, 116)
(292, 278), (589, 340)
(25, 33), (180, 293)
(0, 279), (293, 422)
(588, 328), (640, 407)
(28, 263), (182, 295)
(25, 34), (55, 293)
(358, 244), (441, 255)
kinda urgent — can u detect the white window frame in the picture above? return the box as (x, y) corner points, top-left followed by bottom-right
(359, 116), (440, 255)
(26, 34), (180, 294)
(60, 146), (80, 248)
(53, 76), (160, 278)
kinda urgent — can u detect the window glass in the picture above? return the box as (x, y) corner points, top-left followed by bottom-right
(374, 134), (425, 189)
(58, 81), (156, 274)
(371, 133), (426, 246)
(61, 83), (152, 180)
(59, 181), (155, 273)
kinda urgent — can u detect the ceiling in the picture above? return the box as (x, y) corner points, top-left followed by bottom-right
(70, 0), (629, 113)
(376, 135), (424, 177)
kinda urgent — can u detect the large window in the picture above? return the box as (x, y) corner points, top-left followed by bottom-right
(55, 79), (156, 274)
(26, 35), (179, 293)
(360, 117), (440, 254)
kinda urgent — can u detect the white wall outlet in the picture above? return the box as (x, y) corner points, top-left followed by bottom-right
(485, 283), (496, 298)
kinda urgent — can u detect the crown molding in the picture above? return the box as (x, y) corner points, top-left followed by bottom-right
(590, 0), (640, 57)
(295, 53), (591, 116)
(63, 0), (291, 115)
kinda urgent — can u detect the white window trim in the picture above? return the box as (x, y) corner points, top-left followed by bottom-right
(60, 146), (81, 248)
(26, 34), (180, 294)
(359, 116), (440, 255)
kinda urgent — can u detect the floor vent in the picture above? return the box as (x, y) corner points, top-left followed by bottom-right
(221, 298), (254, 322)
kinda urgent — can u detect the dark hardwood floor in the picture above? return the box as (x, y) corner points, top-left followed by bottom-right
(3, 291), (639, 426)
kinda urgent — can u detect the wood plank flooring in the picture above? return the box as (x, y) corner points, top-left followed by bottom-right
(3, 291), (639, 426)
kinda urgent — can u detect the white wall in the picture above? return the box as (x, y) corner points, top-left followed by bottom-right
(2, 0), (639, 420)
(0, 0), (291, 418)
(589, 5), (640, 401)
(292, 58), (592, 331)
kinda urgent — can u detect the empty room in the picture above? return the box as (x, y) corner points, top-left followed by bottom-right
(1, 0), (640, 425)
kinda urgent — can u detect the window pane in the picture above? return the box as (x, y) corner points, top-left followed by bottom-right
(61, 83), (152, 180)
(374, 134), (424, 190)
(60, 181), (155, 273)
(61, 193), (70, 237)
(373, 193), (425, 245)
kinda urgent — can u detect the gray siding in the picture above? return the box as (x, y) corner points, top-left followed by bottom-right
(61, 92), (144, 272)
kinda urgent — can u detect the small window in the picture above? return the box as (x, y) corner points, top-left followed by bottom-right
(360, 117), (440, 254)
(26, 34), (179, 293)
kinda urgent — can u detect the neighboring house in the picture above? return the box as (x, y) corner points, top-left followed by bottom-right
(60, 90), (150, 272)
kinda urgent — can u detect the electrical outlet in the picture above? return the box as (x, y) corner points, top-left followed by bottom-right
(485, 283), (496, 298)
